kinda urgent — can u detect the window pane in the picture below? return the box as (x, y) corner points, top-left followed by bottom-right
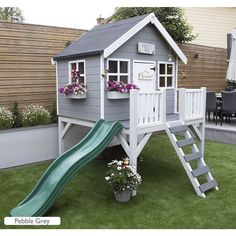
(167, 76), (173, 87)
(120, 75), (128, 83)
(79, 76), (85, 84)
(109, 61), (118, 73)
(108, 75), (118, 82)
(159, 76), (165, 87)
(71, 63), (76, 71)
(120, 61), (128, 73)
(159, 64), (165, 74)
(79, 62), (84, 74)
(167, 64), (173, 75)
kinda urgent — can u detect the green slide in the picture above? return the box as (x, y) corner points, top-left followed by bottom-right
(10, 119), (123, 217)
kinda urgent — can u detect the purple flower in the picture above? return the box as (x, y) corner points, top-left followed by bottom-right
(58, 87), (64, 93)
(107, 81), (139, 93)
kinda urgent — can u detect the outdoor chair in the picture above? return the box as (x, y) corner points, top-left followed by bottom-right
(220, 91), (236, 126)
(206, 91), (220, 124)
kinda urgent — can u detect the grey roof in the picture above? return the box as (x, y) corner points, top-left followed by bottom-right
(54, 14), (149, 60)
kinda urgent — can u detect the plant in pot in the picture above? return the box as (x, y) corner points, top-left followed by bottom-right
(107, 81), (139, 99)
(105, 158), (142, 202)
(58, 69), (87, 99)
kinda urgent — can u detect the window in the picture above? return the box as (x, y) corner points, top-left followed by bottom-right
(158, 62), (174, 88)
(69, 60), (86, 84)
(107, 59), (130, 83)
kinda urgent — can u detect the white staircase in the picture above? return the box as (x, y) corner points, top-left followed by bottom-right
(166, 121), (218, 198)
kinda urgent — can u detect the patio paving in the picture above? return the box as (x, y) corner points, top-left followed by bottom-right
(205, 117), (236, 144)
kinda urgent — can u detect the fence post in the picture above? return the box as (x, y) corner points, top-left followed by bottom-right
(179, 88), (186, 121)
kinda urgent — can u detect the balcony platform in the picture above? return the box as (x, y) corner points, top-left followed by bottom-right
(120, 113), (180, 129)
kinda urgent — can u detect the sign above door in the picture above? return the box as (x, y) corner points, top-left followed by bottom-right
(138, 42), (155, 55)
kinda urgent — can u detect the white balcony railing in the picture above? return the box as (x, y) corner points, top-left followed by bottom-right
(179, 87), (206, 121)
(130, 89), (166, 129)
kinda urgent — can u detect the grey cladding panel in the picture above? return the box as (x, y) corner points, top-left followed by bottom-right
(105, 23), (176, 121)
(57, 55), (101, 121)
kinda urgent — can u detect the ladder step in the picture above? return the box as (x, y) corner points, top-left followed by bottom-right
(177, 138), (194, 148)
(200, 179), (218, 193)
(192, 166), (209, 177)
(184, 152), (202, 162)
(169, 125), (188, 133)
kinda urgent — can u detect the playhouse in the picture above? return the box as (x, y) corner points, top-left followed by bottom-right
(10, 13), (218, 217)
(53, 13), (218, 197)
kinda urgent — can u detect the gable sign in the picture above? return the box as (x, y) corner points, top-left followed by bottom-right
(138, 42), (155, 55)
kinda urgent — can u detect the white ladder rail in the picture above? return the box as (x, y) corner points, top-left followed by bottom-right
(185, 129), (219, 191)
(165, 123), (206, 198)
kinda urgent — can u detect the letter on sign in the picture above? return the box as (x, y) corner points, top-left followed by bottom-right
(138, 42), (155, 55)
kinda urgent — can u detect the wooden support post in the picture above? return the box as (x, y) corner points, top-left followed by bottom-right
(129, 89), (138, 169)
(129, 90), (139, 197)
(198, 87), (206, 160)
(179, 88), (186, 121)
(161, 89), (166, 123)
(58, 117), (65, 155)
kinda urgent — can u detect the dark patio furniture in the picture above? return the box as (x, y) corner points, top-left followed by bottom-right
(220, 91), (236, 126)
(206, 91), (221, 124)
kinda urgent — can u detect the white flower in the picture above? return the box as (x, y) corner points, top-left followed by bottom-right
(105, 176), (110, 181)
(117, 161), (123, 166)
(117, 166), (122, 171)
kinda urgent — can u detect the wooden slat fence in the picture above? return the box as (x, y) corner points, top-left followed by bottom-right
(0, 21), (86, 111)
(178, 43), (228, 92)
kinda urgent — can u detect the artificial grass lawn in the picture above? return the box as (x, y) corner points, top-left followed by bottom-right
(0, 133), (236, 229)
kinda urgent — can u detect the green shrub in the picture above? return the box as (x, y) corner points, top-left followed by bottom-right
(0, 107), (14, 129)
(12, 101), (22, 128)
(22, 104), (51, 127)
(50, 98), (58, 123)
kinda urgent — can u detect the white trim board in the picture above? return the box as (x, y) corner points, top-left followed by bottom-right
(100, 54), (105, 119)
(103, 13), (187, 65)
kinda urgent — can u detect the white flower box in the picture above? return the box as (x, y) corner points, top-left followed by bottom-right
(67, 93), (87, 99)
(107, 91), (129, 100)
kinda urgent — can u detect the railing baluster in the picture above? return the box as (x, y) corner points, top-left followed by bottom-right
(178, 88), (206, 122)
(133, 91), (165, 128)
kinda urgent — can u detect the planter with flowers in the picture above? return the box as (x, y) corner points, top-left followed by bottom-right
(107, 81), (139, 100)
(58, 69), (87, 99)
(105, 158), (142, 202)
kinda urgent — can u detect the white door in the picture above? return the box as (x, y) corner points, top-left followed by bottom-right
(133, 60), (156, 92)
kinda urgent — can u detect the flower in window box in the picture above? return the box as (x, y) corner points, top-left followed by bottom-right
(58, 82), (87, 96)
(107, 81), (139, 93)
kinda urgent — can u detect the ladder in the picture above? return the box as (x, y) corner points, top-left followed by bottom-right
(165, 121), (218, 198)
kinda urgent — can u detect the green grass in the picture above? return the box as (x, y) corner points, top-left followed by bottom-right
(1, 133), (236, 229)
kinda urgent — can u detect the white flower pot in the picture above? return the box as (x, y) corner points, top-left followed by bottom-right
(107, 91), (129, 100)
(114, 189), (132, 202)
(67, 93), (87, 99)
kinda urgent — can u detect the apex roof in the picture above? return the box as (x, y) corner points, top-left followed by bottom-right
(54, 13), (187, 64)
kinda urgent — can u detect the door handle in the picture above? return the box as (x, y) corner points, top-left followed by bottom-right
(150, 67), (156, 71)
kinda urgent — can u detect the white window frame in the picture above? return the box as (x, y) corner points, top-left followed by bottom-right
(158, 61), (175, 89)
(107, 58), (130, 83)
(68, 59), (86, 84)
